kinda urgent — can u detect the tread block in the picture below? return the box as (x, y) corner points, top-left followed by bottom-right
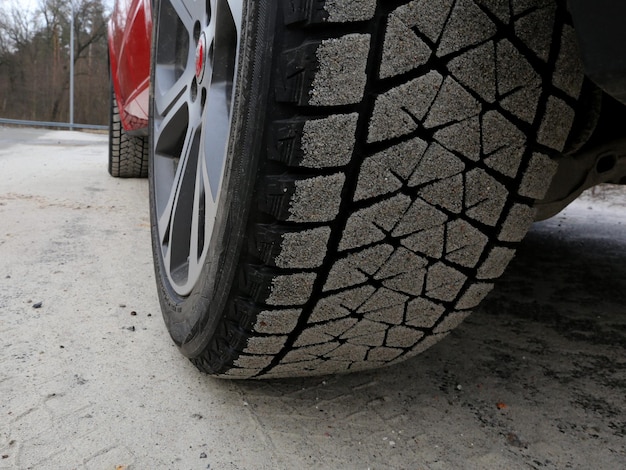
(386, 325), (425, 348)
(241, 266), (317, 306)
(293, 318), (358, 347)
(423, 76), (481, 129)
(498, 203), (535, 242)
(405, 297), (446, 328)
(282, 0), (375, 25)
(444, 219), (489, 268)
(250, 224), (331, 269)
(276, 35), (369, 107)
(323, 244), (394, 291)
(496, 39), (540, 96)
(424, 262), (467, 302)
(433, 310), (471, 334)
(464, 169), (508, 226)
(553, 25), (585, 99)
(339, 194), (412, 250)
(269, 114), (358, 168)
(356, 287), (409, 314)
(367, 346), (404, 362)
(309, 285), (376, 323)
(395, 0), (454, 44)
(310, 34), (370, 106)
(477, 246), (516, 279)
(514, 4), (556, 63)
(433, 117), (481, 161)
(281, 343), (339, 363)
(437, 0), (496, 57)
(537, 96), (575, 151)
(244, 335), (288, 355)
(323, 342), (369, 361)
(258, 174), (345, 223)
(447, 41), (496, 103)
(354, 137), (427, 201)
(392, 197), (448, 238)
(253, 308), (302, 335)
(518, 152), (558, 199)
(455, 282), (494, 309)
(408, 143), (465, 187)
(380, 10), (431, 79)
(368, 70), (443, 142)
(275, 42), (319, 105)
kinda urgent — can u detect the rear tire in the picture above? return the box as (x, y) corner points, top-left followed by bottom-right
(150, 0), (585, 378)
(108, 85), (149, 178)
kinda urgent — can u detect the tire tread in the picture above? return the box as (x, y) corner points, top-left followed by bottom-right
(184, 0), (588, 378)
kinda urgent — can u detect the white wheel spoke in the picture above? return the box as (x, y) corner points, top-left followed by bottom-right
(156, 122), (197, 243)
(154, 66), (194, 118)
(225, 0), (243, 34)
(169, 0), (207, 32)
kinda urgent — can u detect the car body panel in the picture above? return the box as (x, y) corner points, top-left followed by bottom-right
(108, 0), (152, 133)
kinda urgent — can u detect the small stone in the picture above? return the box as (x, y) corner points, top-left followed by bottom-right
(199, 452), (207, 459)
(130, 311), (137, 316)
(32, 302), (43, 309)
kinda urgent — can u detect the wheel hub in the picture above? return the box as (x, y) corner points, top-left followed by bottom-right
(195, 33), (207, 83)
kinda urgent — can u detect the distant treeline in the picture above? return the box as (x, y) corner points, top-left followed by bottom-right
(0, 0), (109, 125)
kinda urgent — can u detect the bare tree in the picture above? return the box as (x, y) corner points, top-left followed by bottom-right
(0, 0), (110, 125)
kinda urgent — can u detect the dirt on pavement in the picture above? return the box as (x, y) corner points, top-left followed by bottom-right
(0, 127), (624, 469)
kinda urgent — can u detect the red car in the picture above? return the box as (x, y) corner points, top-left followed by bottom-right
(108, 0), (626, 379)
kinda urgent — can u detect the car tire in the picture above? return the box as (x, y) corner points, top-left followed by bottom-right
(149, 0), (586, 378)
(108, 85), (149, 178)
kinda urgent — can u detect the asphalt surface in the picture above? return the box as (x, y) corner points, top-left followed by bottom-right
(0, 127), (624, 469)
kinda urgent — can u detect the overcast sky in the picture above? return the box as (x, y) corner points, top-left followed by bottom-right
(6, 0), (114, 18)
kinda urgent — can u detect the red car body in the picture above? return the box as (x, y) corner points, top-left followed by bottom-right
(108, 0), (152, 133)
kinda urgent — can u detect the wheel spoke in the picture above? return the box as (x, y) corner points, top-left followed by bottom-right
(187, 153), (208, 285)
(224, 0), (243, 34)
(154, 65), (194, 118)
(156, 121), (198, 247)
(202, 81), (230, 201)
(169, 0), (207, 32)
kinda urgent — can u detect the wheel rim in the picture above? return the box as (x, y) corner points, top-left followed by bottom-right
(152, 0), (243, 296)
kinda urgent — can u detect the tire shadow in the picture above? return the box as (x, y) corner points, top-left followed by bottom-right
(228, 200), (626, 468)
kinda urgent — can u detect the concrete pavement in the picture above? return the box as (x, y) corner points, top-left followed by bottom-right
(0, 127), (624, 469)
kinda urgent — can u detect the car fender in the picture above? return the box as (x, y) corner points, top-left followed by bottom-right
(108, 0), (152, 133)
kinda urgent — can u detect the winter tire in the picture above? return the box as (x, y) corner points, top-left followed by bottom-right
(150, 0), (586, 378)
(109, 85), (149, 178)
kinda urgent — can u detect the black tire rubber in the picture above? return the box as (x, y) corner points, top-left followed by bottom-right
(108, 85), (149, 178)
(150, 0), (586, 378)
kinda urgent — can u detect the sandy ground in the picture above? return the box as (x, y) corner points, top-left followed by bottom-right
(0, 127), (624, 469)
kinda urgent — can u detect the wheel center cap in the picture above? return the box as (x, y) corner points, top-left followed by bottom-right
(195, 33), (207, 82)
